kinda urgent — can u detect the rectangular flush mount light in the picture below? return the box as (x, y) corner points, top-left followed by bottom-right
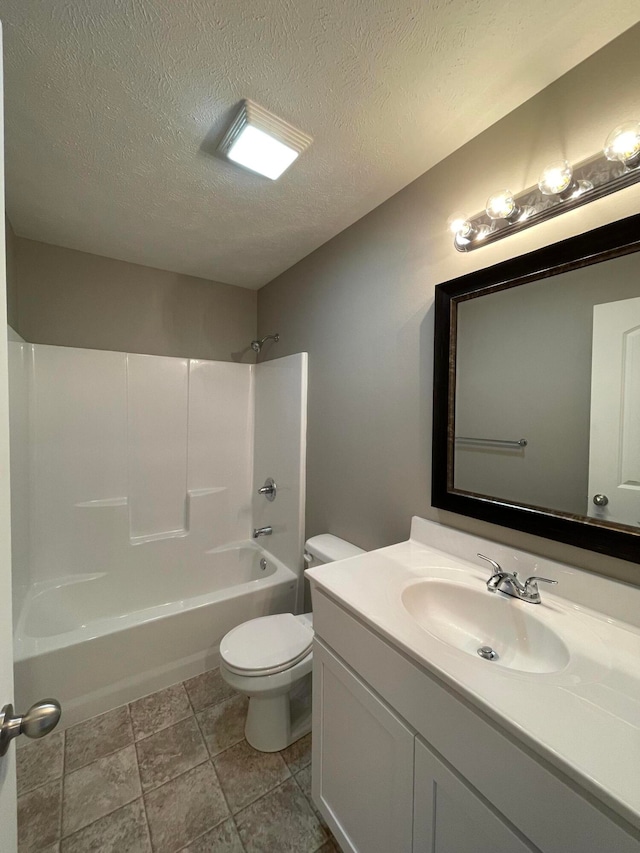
(217, 100), (312, 180)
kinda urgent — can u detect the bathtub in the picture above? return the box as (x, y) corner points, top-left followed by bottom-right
(13, 542), (298, 727)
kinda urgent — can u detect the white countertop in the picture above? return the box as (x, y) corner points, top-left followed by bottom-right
(306, 518), (640, 831)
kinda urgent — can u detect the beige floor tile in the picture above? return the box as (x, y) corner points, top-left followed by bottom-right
(65, 705), (133, 772)
(17, 730), (64, 796)
(236, 777), (327, 853)
(294, 767), (329, 832)
(280, 733), (312, 774)
(294, 765), (313, 800)
(60, 799), (151, 853)
(183, 818), (244, 853)
(144, 762), (229, 853)
(317, 827), (341, 852)
(183, 669), (236, 713)
(17, 778), (62, 853)
(196, 694), (247, 757)
(136, 716), (207, 792)
(14, 677), (326, 853)
(316, 841), (340, 853)
(214, 739), (290, 813)
(129, 684), (192, 741)
(62, 745), (141, 837)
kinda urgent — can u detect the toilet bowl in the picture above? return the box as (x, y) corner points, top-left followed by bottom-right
(219, 534), (364, 752)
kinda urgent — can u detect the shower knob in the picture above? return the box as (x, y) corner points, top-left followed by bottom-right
(257, 478), (277, 501)
(0, 699), (62, 756)
(592, 494), (609, 507)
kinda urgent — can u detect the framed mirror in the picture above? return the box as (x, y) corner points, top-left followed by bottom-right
(432, 213), (640, 564)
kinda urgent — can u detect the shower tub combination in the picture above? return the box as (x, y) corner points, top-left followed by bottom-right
(9, 343), (307, 727)
(14, 543), (297, 727)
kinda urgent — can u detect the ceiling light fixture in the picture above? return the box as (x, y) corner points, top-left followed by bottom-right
(447, 119), (640, 252)
(217, 100), (312, 180)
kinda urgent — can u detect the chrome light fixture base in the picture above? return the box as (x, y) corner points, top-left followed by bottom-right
(453, 151), (640, 253)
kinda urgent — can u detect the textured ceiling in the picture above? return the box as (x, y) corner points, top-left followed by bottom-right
(1, 1), (639, 289)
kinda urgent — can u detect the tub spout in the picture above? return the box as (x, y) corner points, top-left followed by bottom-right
(253, 526), (273, 538)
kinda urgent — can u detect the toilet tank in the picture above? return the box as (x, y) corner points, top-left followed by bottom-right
(304, 534), (365, 569)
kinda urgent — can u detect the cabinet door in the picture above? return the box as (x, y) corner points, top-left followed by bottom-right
(312, 639), (415, 853)
(414, 737), (540, 853)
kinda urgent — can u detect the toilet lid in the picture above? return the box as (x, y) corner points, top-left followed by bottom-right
(220, 614), (314, 674)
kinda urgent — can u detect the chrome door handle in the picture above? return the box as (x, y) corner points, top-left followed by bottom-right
(592, 494), (609, 507)
(0, 699), (62, 756)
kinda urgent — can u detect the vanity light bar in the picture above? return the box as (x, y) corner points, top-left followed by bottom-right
(449, 120), (640, 252)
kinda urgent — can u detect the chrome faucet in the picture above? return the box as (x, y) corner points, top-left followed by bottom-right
(477, 554), (557, 604)
(253, 526), (273, 538)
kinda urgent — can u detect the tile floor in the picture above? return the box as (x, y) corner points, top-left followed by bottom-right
(16, 668), (339, 853)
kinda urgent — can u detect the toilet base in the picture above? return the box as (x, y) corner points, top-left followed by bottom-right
(245, 673), (312, 752)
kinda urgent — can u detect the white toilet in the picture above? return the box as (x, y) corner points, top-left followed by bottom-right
(219, 534), (364, 752)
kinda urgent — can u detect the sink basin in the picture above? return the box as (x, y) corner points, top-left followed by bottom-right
(401, 579), (570, 673)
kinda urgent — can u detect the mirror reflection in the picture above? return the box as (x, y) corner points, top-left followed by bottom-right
(454, 250), (640, 531)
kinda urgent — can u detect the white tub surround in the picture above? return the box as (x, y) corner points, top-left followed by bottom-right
(9, 343), (307, 726)
(9, 345), (255, 584)
(253, 354), (308, 613)
(306, 518), (640, 852)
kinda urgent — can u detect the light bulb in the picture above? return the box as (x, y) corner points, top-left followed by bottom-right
(538, 160), (573, 196)
(538, 159), (593, 200)
(604, 121), (640, 167)
(485, 190), (518, 221)
(447, 213), (473, 238)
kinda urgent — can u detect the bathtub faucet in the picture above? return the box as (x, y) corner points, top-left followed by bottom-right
(253, 526), (273, 538)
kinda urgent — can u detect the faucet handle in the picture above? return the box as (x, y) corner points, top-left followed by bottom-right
(522, 576), (558, 603)
(477, 553), (502, 575)
(523, 576), (557, 589)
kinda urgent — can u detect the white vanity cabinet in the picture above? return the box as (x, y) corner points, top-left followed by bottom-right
(311, 587), (640, 853)
(313, 641), (537, 853)
(413, 737), (535, 853)
(313, 640), (414, 853)
(314, 636), (536, 853)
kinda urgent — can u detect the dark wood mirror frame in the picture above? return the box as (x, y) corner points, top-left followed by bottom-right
(432, 212), (640, 565)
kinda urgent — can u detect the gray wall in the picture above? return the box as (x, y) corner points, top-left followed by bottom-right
(257, 25), (640, 585)
(11, 237), (257, 362)
(455, 253), (640, 516)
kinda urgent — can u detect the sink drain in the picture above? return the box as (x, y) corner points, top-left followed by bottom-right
(477, 645), (498, 661)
